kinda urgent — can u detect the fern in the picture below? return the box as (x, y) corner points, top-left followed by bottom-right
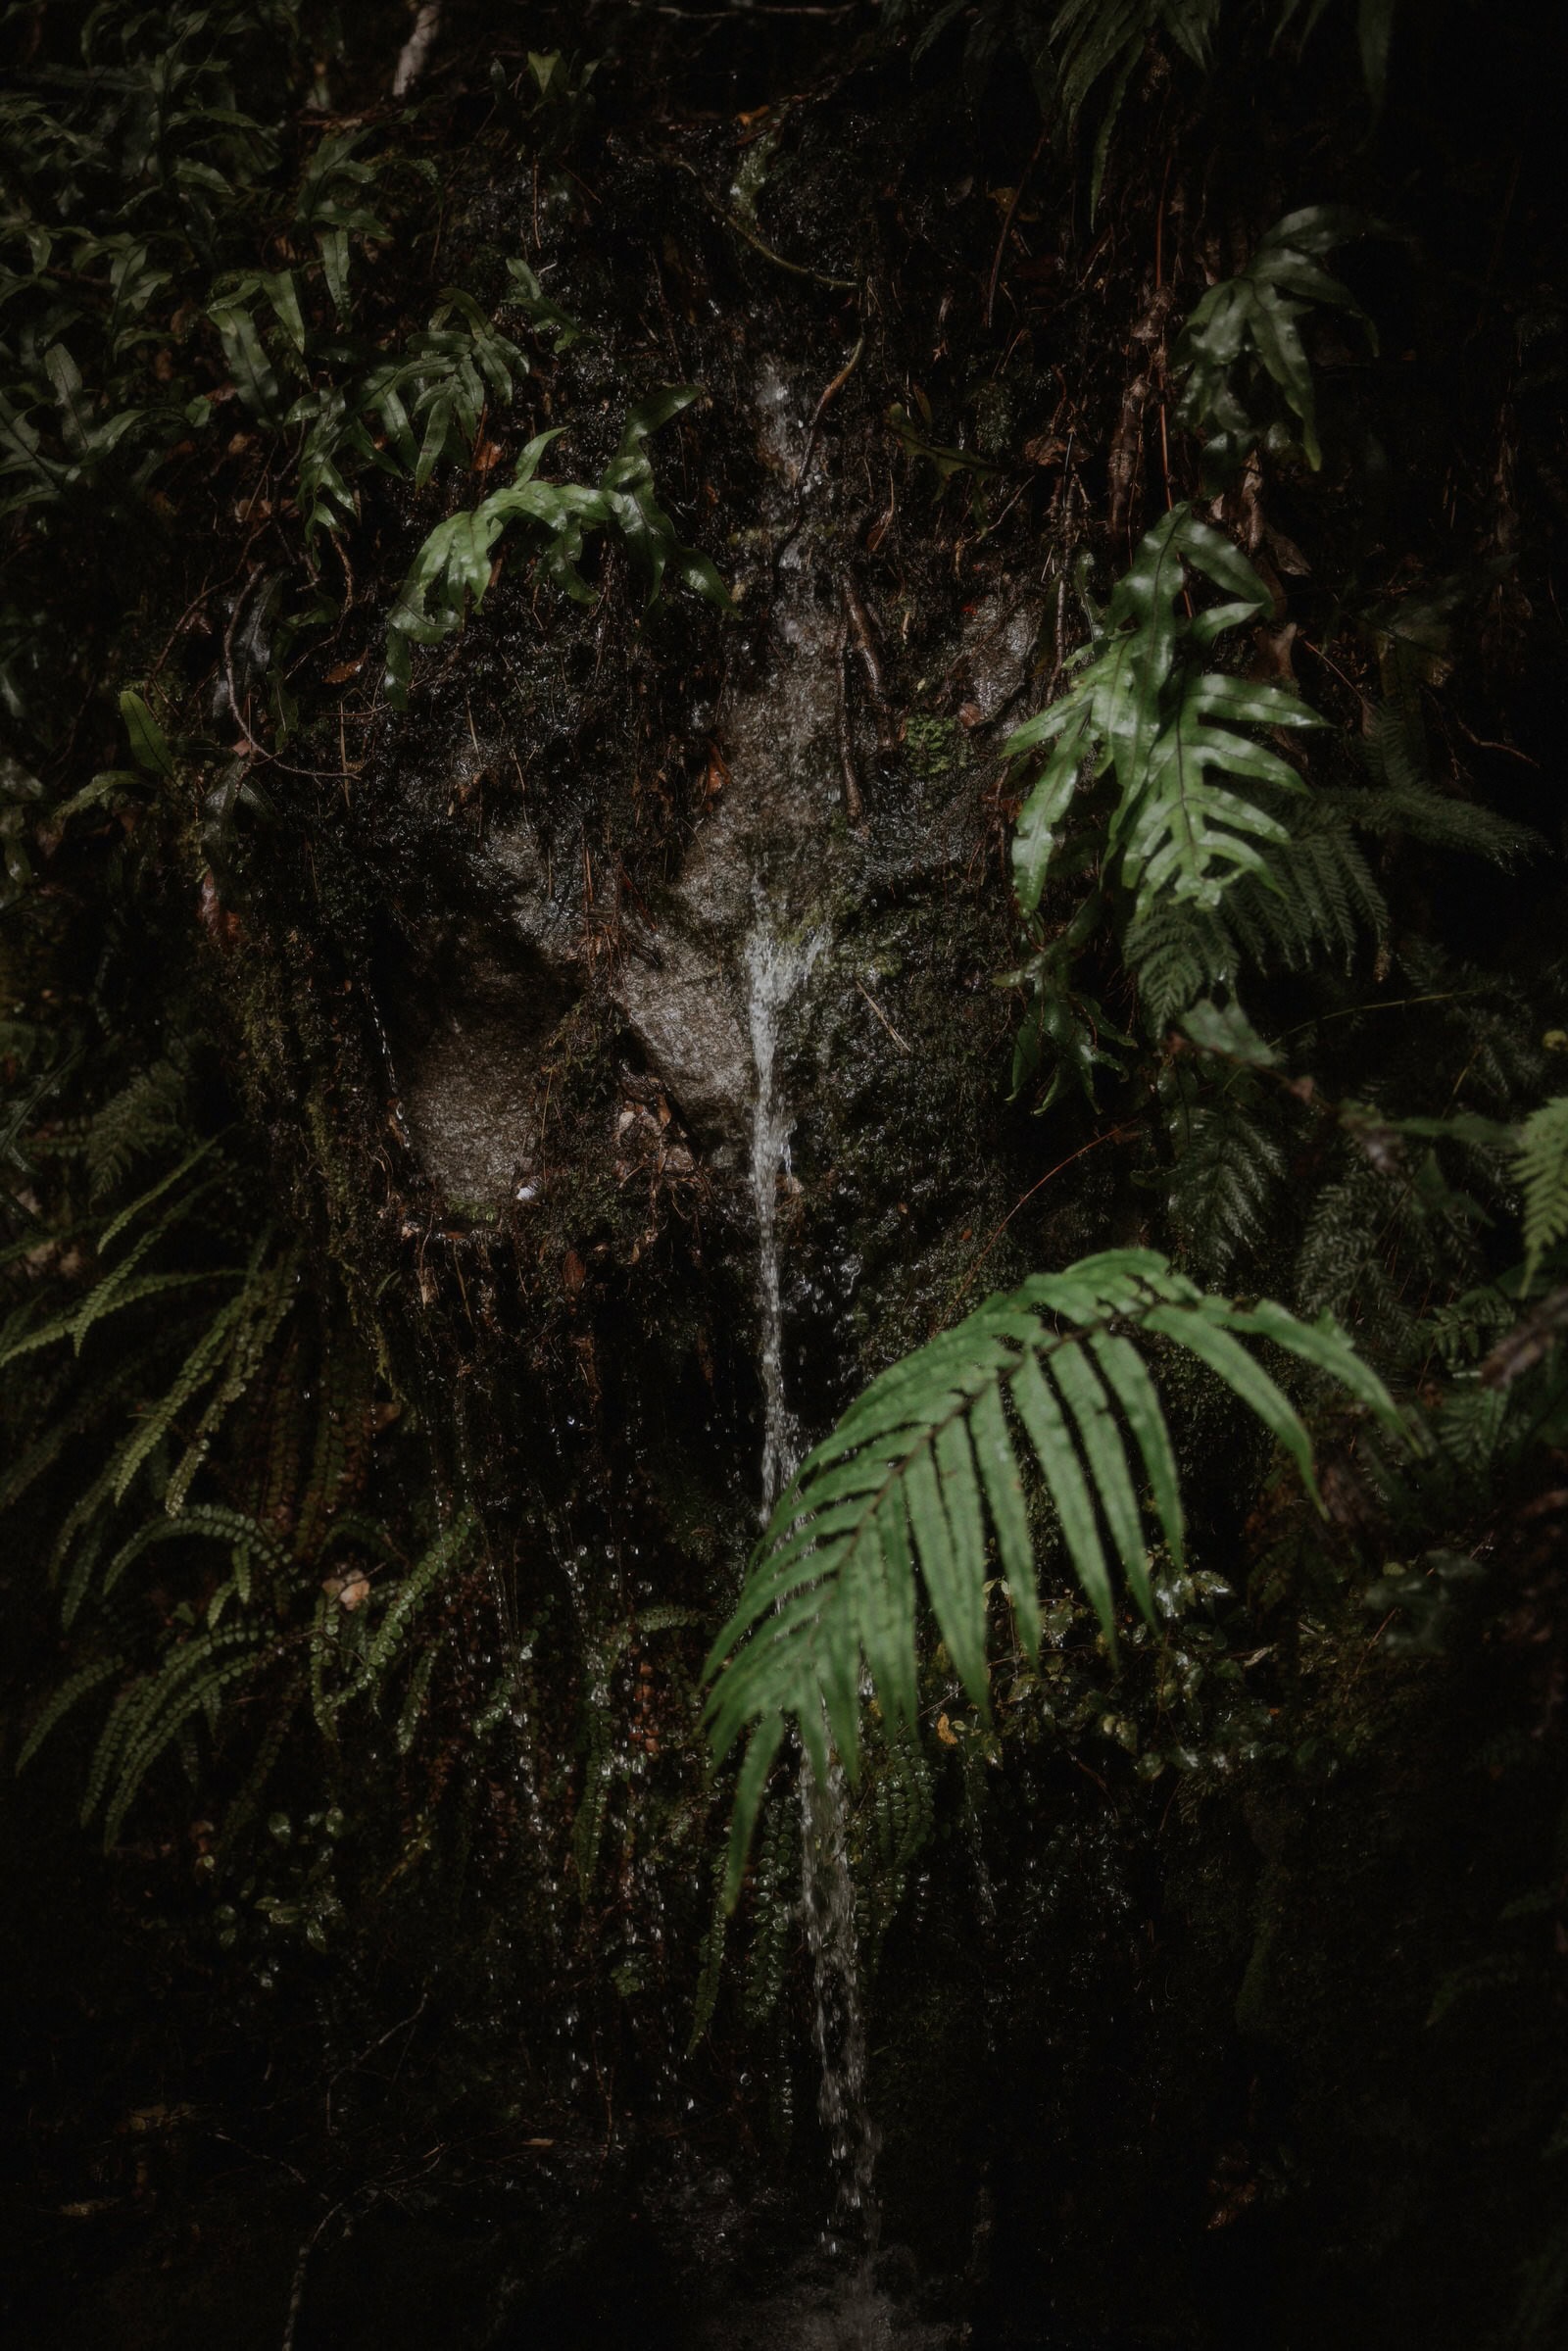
(1174, 205), (1377, 480)
(87, 1619), (269, 1847)
(1006, 504), (1320, 923)
(344, 1510), (477, 1701)
(1126, 800), (1390, 1026)
(886, 5), (1400, 208)
(99, 1505), (290, 1602)
(383, 387), (731, 707)
(1517, 1099), (1568, 1287)
(14, 1653), (126, 1775)
(704, 1248), (1400, 1891)
(1163, 1073), (1290, 1279)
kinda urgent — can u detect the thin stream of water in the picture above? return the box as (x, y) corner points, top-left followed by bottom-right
(743, 918), (881, 2261)
(745, 919), (823, 1520)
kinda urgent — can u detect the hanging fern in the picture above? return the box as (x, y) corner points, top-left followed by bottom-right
(884, 3), (1400, 208)
(704, 1248), (1401, 1893)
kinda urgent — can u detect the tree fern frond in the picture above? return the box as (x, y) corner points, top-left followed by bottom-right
(705, 1249), (1400, 1892)
(1518, 1098), (1568, 1287)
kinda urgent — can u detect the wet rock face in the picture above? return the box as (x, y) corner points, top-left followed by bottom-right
(379, 917), (579, 1206)
(377, 348), (1045, 1214)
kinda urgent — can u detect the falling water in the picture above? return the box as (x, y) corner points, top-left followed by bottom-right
(801, 1752), (881, 2258)
(745, 919), (824, 1519)
(742, 916), (883, 2270)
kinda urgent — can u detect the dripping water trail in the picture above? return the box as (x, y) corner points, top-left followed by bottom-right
(801, 1751), (882, 2261)
(743, 915), (882, 2260)
(745, 919), (823, 1519)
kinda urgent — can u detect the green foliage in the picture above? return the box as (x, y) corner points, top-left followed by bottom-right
(885, 2), (1402, 204)
(1173, 206), (1378, 480)
(1006, 504), (1320, 920)
(1161, 1065), (1289, 1280)
(0, 2), (726, 777)
(1, 1093), (487, 1858)
(382, 386), (732, 708)
(705, 1248), (1400, 1892)
(1516, 1099), (1568, 1287)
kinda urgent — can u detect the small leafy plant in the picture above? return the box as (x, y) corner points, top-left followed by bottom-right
(382, 386), (732, 707)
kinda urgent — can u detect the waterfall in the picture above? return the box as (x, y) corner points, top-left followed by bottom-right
(743, 916), (881, 2260)
(745, 919), (823, 1519)
(801, 1751), (882, 2260)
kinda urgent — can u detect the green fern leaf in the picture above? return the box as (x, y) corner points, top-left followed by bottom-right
(1173, 205), (1377, 479)
(706, 1249), (1401, 1893)
(1517, 1098), (1568, 1287)
(1007, 506), (1320, 924)
(15, 1653), (125, 1775)
(345, 1509), (476, 1701)
(1166, 1084), (1289, 1279)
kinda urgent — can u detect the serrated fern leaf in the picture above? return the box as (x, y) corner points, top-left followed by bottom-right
(705, 1248), (1399, 1893)
(1518, 1098), (1568, 1287)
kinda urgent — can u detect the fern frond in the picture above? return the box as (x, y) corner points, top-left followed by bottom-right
(85, 1059), (190, 1203)
(165, 1243), (299, 1515)
(1518, 1098), (1568, 1287)
(90, 1619), (268, 1847)
(99, 1502), (290, 1601)
(1125, 801), (1387, 1027)
(1353, 700), (1541, 868)
(1165, 1082), (1290, 1280)
(1123, 898), (1236, 1028)
(1173, 204), (1376, 478)
(107, 1282), (250, 1506)
(344, 1509), (476, 1701)
(1007, 506), (1319, 926)
(704, 1249), (1400, 1891)
(15, 1652), (125, 1774)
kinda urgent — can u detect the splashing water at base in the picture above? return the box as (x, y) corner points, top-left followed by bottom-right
(745, 919), (824, 1518)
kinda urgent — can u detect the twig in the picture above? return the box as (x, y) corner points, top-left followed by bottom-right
(663, 155), (858, 290)
(856, 978), (910, 1053)
(796, 334), (864, 488)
